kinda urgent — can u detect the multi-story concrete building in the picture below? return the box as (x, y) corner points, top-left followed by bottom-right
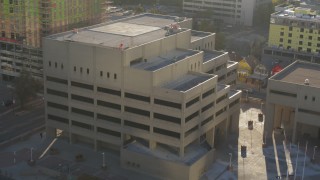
(265, 61), (320, 143)
(263, 5), (320, 65)
(182, 0), (271, 26)
(43, 14), (241, 180)
(0, 0), (110, 80)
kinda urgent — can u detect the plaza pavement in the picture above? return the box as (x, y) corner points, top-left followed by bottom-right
(0, 131), (157, 180)
(202, 99), (320, 180)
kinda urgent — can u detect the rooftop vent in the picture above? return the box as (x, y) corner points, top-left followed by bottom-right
(304, 79), (310, 85)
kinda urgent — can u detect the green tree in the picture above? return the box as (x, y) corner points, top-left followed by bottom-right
(215, 33), (225, 50)
(134, 4), (145, 14)
(14, 69), (42, 108)
(250, 39), (264, 60)
(198, 20), (214, 32)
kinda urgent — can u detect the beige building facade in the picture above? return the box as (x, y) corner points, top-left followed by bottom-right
(182, 0), (271, 26)
(43, 14), (241, 180)
(265, 61), (320, 143)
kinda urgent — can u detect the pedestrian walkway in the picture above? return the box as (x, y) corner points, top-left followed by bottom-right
(202, 100), (320, 180)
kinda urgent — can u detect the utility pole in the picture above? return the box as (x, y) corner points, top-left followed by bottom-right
(294, 142), (299, 180)
(102, 152), (106, 168)
(302, 141), (308, 180)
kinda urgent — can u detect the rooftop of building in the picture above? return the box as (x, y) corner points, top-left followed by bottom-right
(46, 13), (191, 48)
(132, 49), (198, 71)
(203, 50), (226, 63)
(124, 140), (210, 165)
(271, 61), (320, 88)
(191, 30), (213, 42)
(217, 84), (229, 92)
(272, 6), (320, 22)
(229, 89), (242, 98)
(227, 61), (238, 68)
(163, 73), (214, 92)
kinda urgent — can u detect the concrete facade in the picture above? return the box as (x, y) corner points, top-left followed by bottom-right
(265, 61), (320, 143)
(182, 0), (271, 26)
(262, 4), (320, 66)
(43, 14), (241, 180)
(0, 0), (109, 80)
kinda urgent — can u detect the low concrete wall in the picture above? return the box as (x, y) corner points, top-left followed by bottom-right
(120, 148), (215, 180)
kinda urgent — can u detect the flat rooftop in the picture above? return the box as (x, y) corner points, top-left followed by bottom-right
(163, 74), (213, 92)
(47, 14), (190, 48)
(271, 61), (320, 88)
(227, 61), (237, 68)
(217, 84), (229, 92)
(229, 89), (241, 98)
(272, 7), (320, 22)
(191, 30), (213, 42)
(203, 50), (226, 63)
(132, 49), (198, 71)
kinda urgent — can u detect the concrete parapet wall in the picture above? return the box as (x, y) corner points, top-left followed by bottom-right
(120, 148), (215, 180)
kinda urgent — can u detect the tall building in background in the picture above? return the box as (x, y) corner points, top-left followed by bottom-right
(43, 14), (241, 180)
(263, 4), (320, 65)
(182, 0), (271, 26)
(0, 0), (110, 80)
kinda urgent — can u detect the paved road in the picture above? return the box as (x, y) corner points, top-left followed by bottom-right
(0, 100), (44, 143)
(0, 82), (16, 114)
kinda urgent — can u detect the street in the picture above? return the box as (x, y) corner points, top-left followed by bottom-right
(0, 98), (44, 144)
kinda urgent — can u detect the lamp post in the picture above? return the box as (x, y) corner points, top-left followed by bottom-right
(228, 153), (233, 170)
(312, 146), (318, 162)
(302, 141), (308, 180)
(30, 147), (34, 162)
(245, 89), (248, 102)
(102, 152), (106, 168)
(13, 151), (16, 164)
(294, 142), (299, 180)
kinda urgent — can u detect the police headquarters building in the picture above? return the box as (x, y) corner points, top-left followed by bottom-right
(43, 14), (241, 180)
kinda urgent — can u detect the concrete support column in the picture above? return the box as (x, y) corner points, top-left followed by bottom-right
(206, 128), (214, 148)
(179, 146), (184, 157)
(231, 111), (240, 134)
(69, 133), (73, 144)
(93, 139), (98, 152)
(292, 107), (298, 143)
(292, 122), (297, 143)
(225, 118), (230, 140)
(264, 102), (275, 138)
(149, 140), (157, 150)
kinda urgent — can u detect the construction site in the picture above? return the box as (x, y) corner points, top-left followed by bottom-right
(0, 0), (112, 80)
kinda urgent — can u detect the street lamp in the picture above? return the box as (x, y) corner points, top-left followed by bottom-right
(30, 147), (34, 162)
(302, 141), (308, 180)
(228, 153), (233, 170)
(245, 89), (248, 102)
(312, 146), (318, 162)
(102, 152), (106, 168)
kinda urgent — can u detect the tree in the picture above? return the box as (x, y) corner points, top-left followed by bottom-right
(134, 4), (145, 14)
(250, 38), (264, 60)
(215, 33), (225, 50)
(13, 69), (42, 108)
